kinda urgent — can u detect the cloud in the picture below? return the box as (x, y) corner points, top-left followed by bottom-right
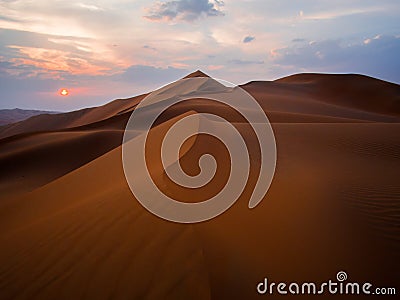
(299, 6), (386, 21)
(207, 65), (223, 70)
(0, 28), (131, 81)
(76, 3), (104, 11)
(243, 36), (255, 43)
(292, 38), (306, 43)
(5, 44), (116, 77)
(144, 0), (224, 22)
(270, 35), (400, 83)
(143, 45), (157, 52)
(0, 0), (125, 38)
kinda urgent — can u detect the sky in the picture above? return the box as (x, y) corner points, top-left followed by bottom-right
(0, 0), (399, 111)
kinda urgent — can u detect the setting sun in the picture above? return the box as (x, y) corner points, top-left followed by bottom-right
(60, 88), (69, 96)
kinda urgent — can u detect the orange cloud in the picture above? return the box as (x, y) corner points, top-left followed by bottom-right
(8, 45), (111, 76)
(207, 65), (224, 70)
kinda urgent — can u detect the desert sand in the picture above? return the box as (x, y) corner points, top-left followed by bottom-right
(0, 71), (399, 299)
(0, 109), (60, 126)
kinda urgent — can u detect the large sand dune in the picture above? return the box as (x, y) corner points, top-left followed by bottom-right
(0, 71), (399, 299)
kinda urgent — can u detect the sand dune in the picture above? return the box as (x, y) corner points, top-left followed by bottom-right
(275, 73), (400, 116)
(0, 108), (59, 126)
(0, 129), (124, 198)
(0, 71), (399, 299)
(242, 75), (400, 122)
(0, 95), (145, 140)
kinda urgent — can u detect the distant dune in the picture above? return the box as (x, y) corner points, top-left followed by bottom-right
(0, 71), (399, 299)
(0, 108), (59, 126)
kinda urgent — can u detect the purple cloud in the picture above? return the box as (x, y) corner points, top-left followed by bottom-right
(144, 0), (224, 22)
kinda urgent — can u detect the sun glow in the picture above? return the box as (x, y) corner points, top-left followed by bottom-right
(60, 88), (69, 96)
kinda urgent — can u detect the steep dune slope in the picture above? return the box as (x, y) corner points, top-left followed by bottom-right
(0, 120), (398, 299)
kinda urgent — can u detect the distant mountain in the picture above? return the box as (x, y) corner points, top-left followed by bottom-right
(0, 108), (59, 126)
